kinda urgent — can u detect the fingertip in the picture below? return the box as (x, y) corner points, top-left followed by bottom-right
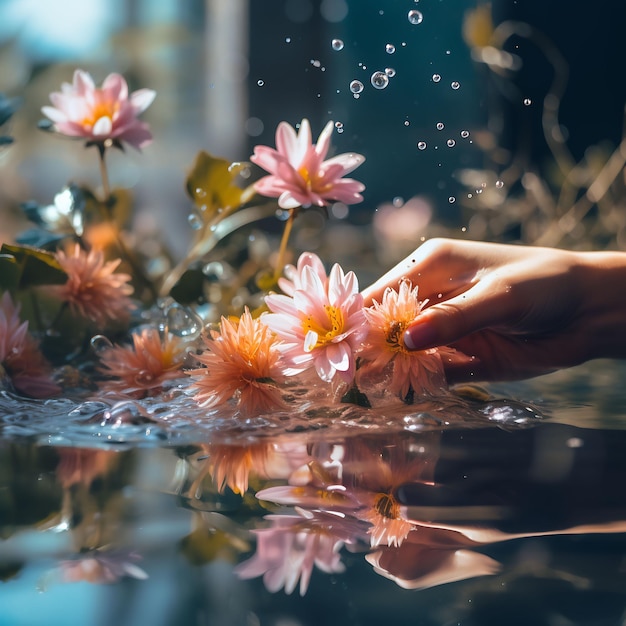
(403, 323), (437, 351)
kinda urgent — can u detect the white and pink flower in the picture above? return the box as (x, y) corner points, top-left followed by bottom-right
(263, 252), (367, 385)
(251, 118), (365, 209)
(42, 69), (155, 150)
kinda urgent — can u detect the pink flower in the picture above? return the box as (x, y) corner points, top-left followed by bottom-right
(359, 279), (446, 398)
(251, 118), (365, 209)
(263, 253), (368, 384)
(42, 69), (155, 150)
(53, 245), (134, 328)
(0, 291), (59, 398)
(277, 251), (327, 296)
(187, 308), (287, 415)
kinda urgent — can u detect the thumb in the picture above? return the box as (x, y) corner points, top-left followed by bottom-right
(403, 279), (519, 351)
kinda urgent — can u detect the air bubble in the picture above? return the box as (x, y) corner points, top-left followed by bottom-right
(335, 121), (343, 130)
(436, 122), (444, 130)
(285, 37), (291, 43)
(166, 303), (202, 339)
(90, 335), (113, 355)
(448, 196), (456, 203)
(432, 73), (441, 83)
(370, 71), (389, 90)
(447, 139), (456, 147)
(417, 141), (427, 150)
(460, 130), (470, 138)
(408, 9), (423, 24)
(495, 180), (504, 189)
(187, 213), (202, 230)
(385, 43), (396, 54)
(331, 39), (344, 51)
(385, 67), (396, 77)
(257, 79), (264, 87)
(349, 80), (364, 94)
(451, 81), (460, 90)
(523, 98), (532, 106)
(392, 196), (404, 207)
(404, 120), (410, 126)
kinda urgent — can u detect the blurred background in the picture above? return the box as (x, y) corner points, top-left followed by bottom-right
(1, 0), (625, 270)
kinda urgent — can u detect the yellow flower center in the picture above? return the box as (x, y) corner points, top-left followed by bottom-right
(302, 304), (344, 349)
(374, 492), (401, 519)
(82, 99), (120, 129)
(385, 320), (408, 352)
(297, 165), (333, 194)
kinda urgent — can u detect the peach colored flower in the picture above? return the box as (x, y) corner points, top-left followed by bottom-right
(42, 69), (155, 150)
(251, 118), (365, 209)
(98, 328), (187, 395)
(359, 279), (446, 398)
(53, 244), (134, 328)
(263, 255), (367, 384)
(0, 291), (59, 398)
(188, 308), (287, 415)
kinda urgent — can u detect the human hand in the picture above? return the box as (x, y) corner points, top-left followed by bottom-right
(361, 238), (626, 383)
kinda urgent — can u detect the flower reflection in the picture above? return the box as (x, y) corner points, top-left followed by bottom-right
(56, 550), (147, 584)
(251, 118), (365, 209)
(235, 510), (364, 596)
(55, 447), (118, 489)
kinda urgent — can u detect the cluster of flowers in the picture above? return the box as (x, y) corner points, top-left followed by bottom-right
(0, 69), (447, 412)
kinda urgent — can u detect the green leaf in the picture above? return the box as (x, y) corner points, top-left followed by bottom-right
(185, 151), (255, 224)
(0, 244), (67, 290)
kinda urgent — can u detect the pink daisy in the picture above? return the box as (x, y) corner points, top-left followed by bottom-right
(98, 328), (187, 396)
(263, 254), (368, 384)
(187, 308), (287, 415)
(53, 245), (134, 329)
(42, 69), (155, 150)
(251, 118), (365, 209)
(0, 291), (59, 398)
(359, 279), (446, 398)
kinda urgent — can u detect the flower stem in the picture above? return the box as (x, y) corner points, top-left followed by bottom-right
(97, 145), (111, 204)
(273, 210), (296, 282)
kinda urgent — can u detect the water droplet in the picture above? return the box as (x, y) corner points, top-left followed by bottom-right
(448, 196), (456, 203)
(447, 139), (456, 147)
(370, 71), (389, 89)
(393, 196), (404, 207)
(523, 98), (532, 106)
(417, 141), (427, 150)
(275, 209), (291, 221)
(460, 130), (470, 138)
(436, 122), (444, 130)
(166, 303), (202, 339)
(353, 93), (360, 99)
(408, 9), (423, 24)
(331, 38), (344, 51)
(495, 180), (504, 189)
(385, 67), (396, 77)
(451, 81), (460, 90)
(385, 43), (396, 54)
(432, 73), (441, 83)
(90, 335), (113, 355)
(187, 213), (202, 230)
(257, 79), (264, 87)
(349, 80), (364, 94)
